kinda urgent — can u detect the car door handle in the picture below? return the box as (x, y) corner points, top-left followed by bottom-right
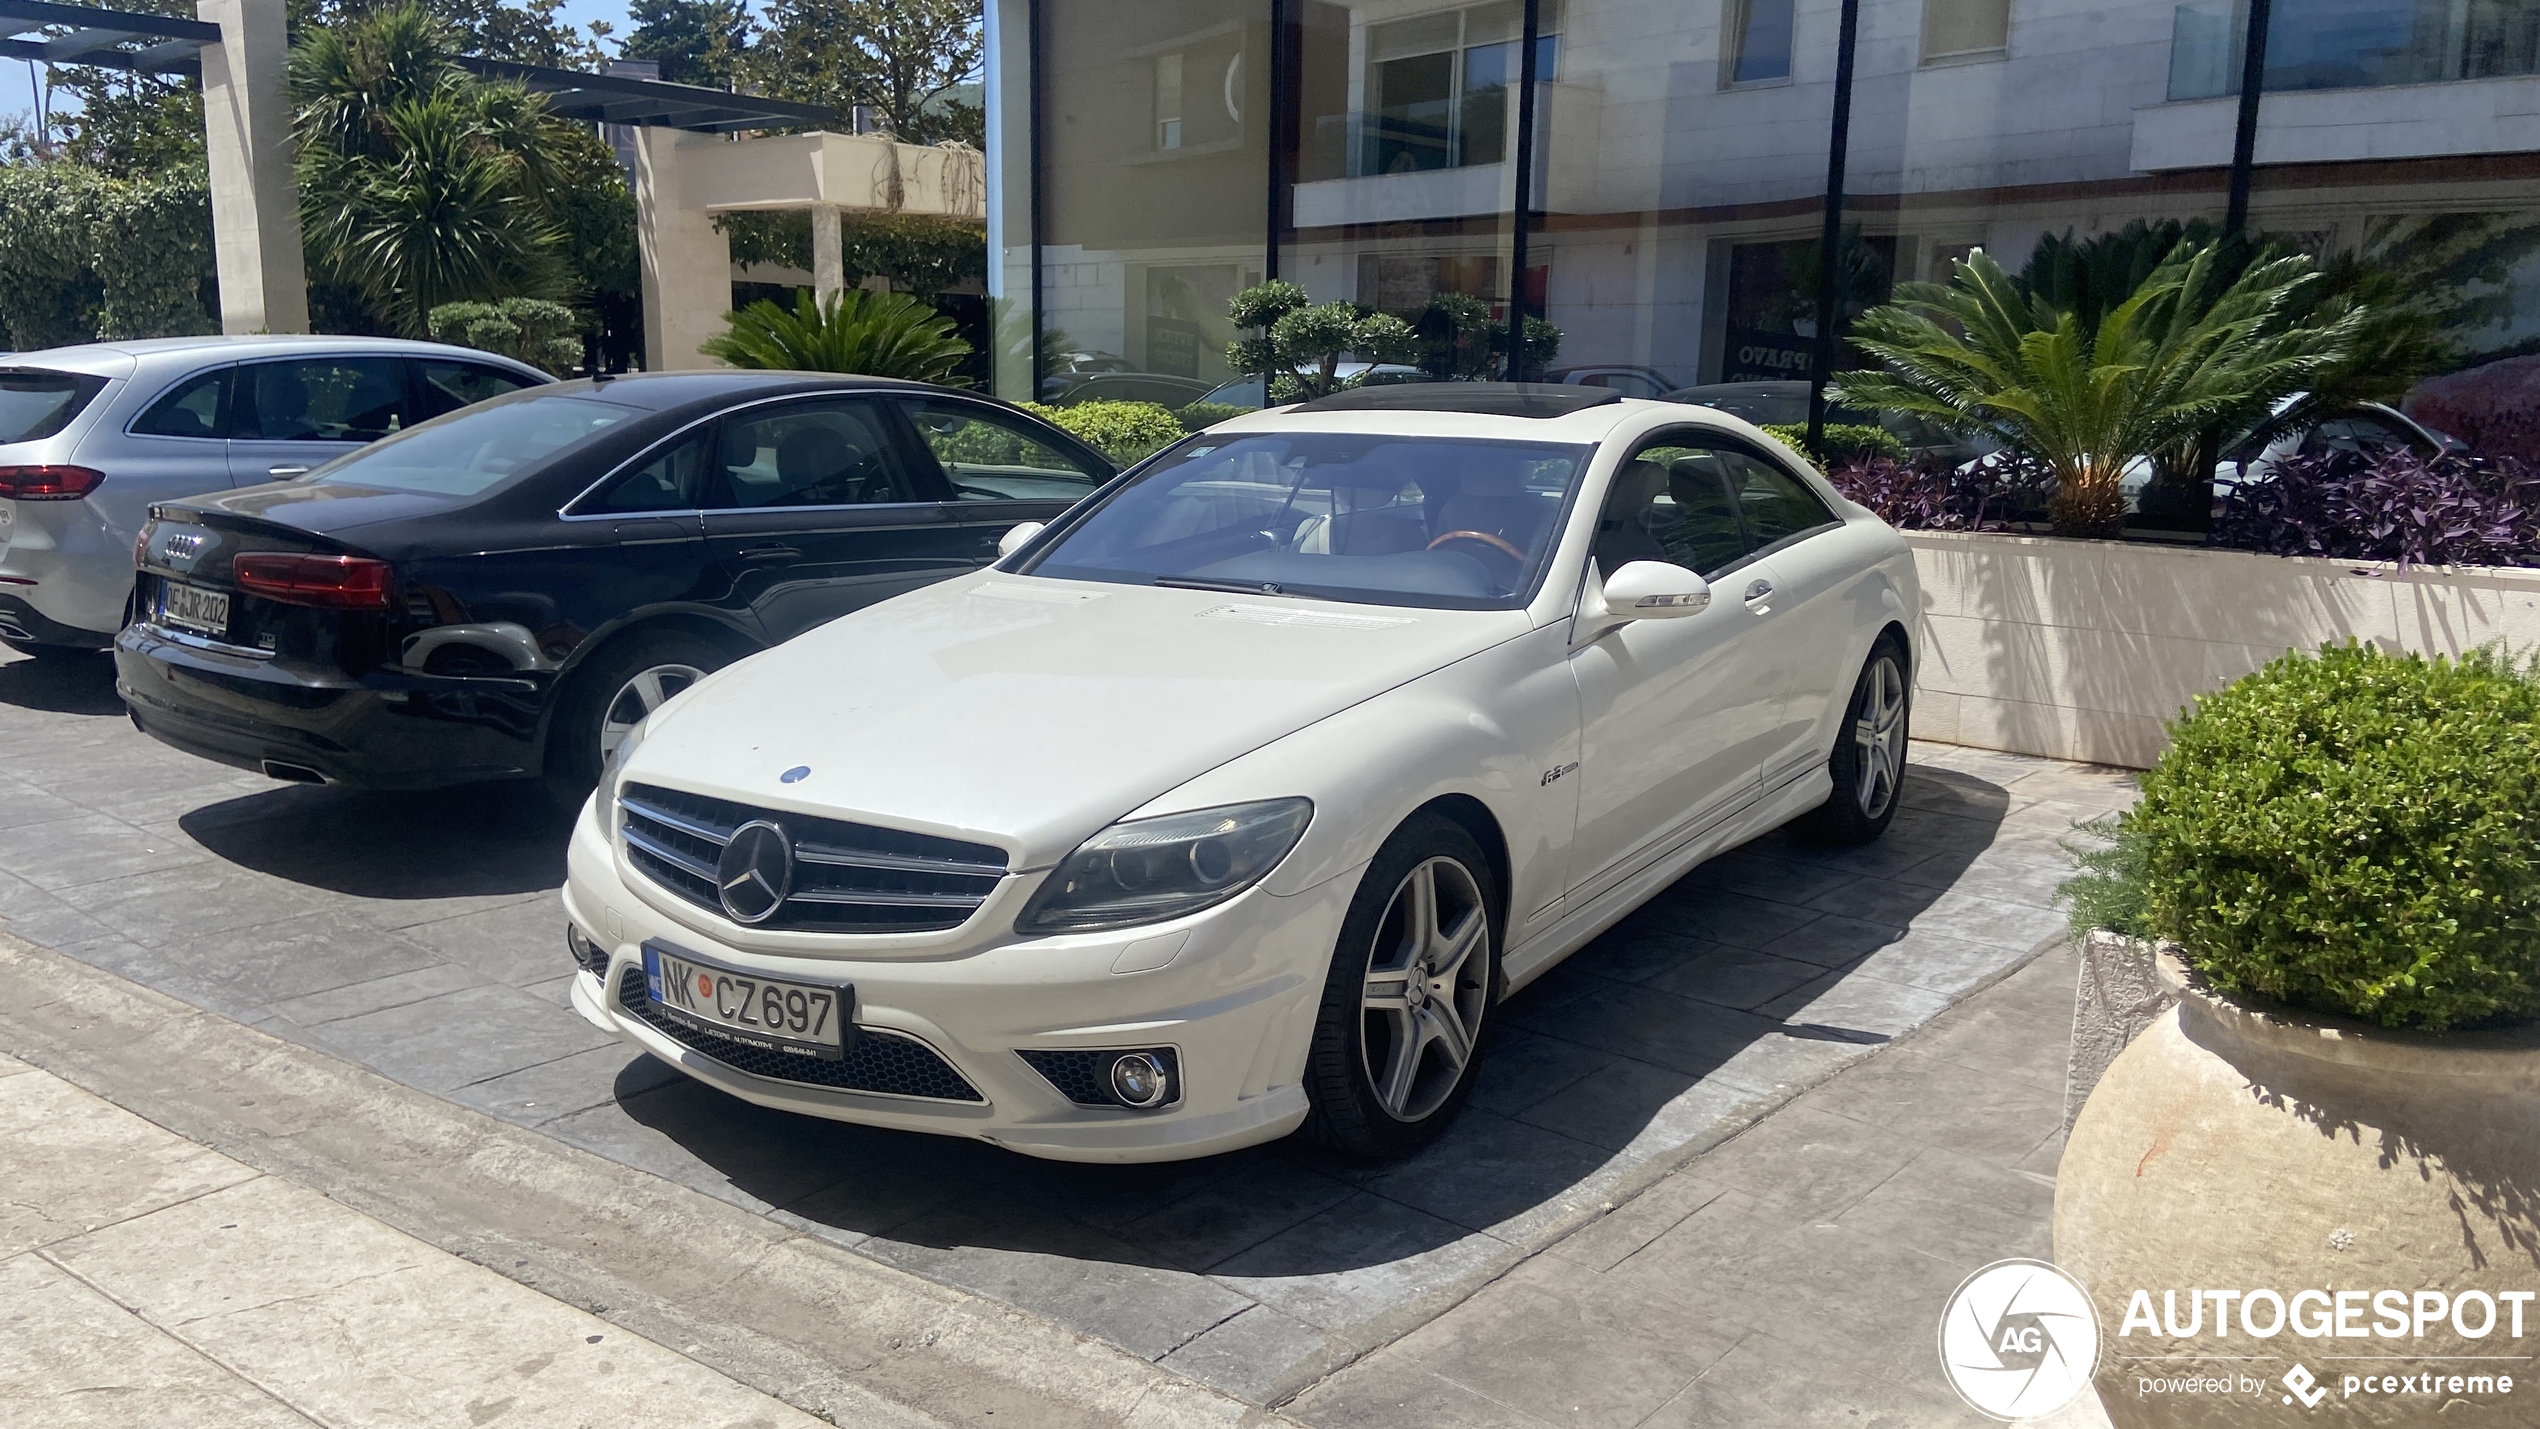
(1743, 578), (1774, 603)
(736, 543), (799, 561)
(267, 465), (311, 477)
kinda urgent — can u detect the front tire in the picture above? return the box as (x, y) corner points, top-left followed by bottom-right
(1802, 635), (1909, 845)
(1302, 814), (1499, 1159)
(543, 629), (735, 809)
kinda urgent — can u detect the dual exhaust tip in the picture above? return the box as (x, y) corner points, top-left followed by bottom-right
(260, 759), (327, 785)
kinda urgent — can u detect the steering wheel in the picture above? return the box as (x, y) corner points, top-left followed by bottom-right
(1427, 529), (1527, 564)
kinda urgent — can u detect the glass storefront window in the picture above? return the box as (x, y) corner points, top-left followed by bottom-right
(1728, 0), (1794, 84)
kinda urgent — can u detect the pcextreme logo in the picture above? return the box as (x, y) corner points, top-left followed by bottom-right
(1938, 1259), (2102, 1421)
(2118, 1285), (2530, 1410)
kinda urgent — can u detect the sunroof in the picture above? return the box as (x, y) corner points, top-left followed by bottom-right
(1290, 382), (1626, 419)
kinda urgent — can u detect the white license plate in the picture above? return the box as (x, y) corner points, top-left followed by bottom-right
(642, 942), (847, 1061)
(159, 582), (231, 636)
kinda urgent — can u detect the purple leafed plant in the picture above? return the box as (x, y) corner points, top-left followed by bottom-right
(1823, 454), (2046, 532)
(2210, 449), (2540, 569)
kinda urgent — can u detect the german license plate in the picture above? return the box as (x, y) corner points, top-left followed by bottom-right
(642, 941), (848, 1061)
(158, 581), (230, 636)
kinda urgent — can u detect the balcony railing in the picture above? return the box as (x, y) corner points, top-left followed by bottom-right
(2169, 0), (2540, 100)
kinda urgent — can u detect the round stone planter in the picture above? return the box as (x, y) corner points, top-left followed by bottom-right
(2055, 942), (2540, 1428)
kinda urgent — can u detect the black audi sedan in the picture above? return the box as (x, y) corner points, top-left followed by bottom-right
(114, 373), (1116, 800)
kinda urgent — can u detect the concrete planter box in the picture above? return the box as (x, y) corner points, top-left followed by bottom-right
(1905, 532), (2540, 768)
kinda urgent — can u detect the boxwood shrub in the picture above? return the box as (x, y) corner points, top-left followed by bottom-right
(1020, 400), (1186, 466)
(2068, 643), (2540, 1030)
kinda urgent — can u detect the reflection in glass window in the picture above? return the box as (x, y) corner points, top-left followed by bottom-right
(1023, 433), (1588, 609)
(129, 369), (228, 440)
(1923, 0), (2011, 59)
(713, 401), (914, 508)
(591, 433), (710, 513)
(902, 398), (1111, 501)
(308, 395), (623, 496)
(1595, 444), (1752, 578)
(1365, 2), (1559, 175)
(1730, 0), (1795, 83)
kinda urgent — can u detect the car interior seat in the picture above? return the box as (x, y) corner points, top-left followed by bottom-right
(1428, 454), (1552, 558)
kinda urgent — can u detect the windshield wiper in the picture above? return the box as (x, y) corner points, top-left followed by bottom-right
(1151, 575), (1332, 601)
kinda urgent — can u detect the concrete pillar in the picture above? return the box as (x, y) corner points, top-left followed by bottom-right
(197, 0), (307, 334)
(811, 206), (844, 304)
(634, 129), (733, 370)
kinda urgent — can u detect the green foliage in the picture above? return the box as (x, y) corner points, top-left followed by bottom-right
(429, 297), (582, 374)
(1226, 281), (1420, 401)
(702, 288), (971, 382)
(746, 0), (982, 143)
(1176, 402), (1248, 432)
(620, 0), (754, 87)
(293, 6), (599, 336)
(713, 211), (986, 299)
(2066, 644), (2540, 1030)
(0, 164), (213, 348)
(1840, 242), (2363, 539)
(1410, 293), (1496, 380)
(1018, 400), (1183, 464)
(1761, 422), (1904, 465)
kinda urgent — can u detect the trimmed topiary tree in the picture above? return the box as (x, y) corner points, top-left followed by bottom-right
(2064, 642), (2540, 1029)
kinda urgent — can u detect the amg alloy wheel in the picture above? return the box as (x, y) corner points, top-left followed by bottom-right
(1305, 814), (1499, 1157)
(545, 629), (735, 809)
(1804, 637), (1910, 845)
(601, 663), (707, 775)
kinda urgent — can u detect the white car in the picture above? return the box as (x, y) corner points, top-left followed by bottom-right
(562, 383), (1919, 1163)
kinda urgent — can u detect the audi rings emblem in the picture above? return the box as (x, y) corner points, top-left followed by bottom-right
(716, 820), (794, 924)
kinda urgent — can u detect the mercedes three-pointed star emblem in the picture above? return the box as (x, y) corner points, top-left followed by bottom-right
(716, 820), (794, 924)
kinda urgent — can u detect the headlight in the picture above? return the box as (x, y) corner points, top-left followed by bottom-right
(1018, 798), (1313, 934)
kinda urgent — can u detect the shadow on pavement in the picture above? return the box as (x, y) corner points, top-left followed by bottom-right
(0, 648), (124, 716)
(179, 780), (572, 899)
(604, 766), (2017, 1284)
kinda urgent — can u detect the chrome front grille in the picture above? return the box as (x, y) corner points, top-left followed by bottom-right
(619, 782), (1007, 933)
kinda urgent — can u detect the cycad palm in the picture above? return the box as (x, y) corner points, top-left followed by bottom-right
(1838, 243), (2361, 537)
(702, 289), (972, 383)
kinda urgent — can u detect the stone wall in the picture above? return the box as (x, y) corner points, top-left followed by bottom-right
(1907, 531), (2540, 768)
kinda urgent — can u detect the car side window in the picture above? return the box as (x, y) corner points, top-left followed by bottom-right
(589, 430), (712, 514)
(415, 360), (540, 421)
(132, 367), (232, 439)
(900, 397), (1112, 501)
(1591, 438), (1753, 579)
(235, 358), (409, 442)
(1727, 452), (1840, 551)
(707, 399), (917, 509)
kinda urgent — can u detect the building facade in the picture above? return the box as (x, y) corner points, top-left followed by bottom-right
(984, 0), (2540, 403)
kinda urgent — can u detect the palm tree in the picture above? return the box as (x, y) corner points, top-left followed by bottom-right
(702, 288), (973, 382)
(1837, 243), (2362, 538)
(292, 6), (572, 335)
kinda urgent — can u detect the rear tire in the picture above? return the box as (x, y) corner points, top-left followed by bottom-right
(543, 629), (736, 811)
(1801, 635), (1910, 845)
(1302, 813), (1500, 1159)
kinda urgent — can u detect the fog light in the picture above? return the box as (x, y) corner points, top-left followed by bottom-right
(1109, 1051), (1171, 1109)
(565, 922), (607, 975)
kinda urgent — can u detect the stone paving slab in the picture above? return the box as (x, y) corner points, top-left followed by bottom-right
(0, 1056), (836, 1429)
(0, 648), (2130, 1410)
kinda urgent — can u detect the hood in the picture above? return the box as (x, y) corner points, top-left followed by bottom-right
(626, 573), (1531, 866)
(187, 479), (478, 537)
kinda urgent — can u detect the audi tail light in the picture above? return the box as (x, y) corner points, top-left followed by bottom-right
(0, 465), (105, 500)
(232, 553), (395, 610)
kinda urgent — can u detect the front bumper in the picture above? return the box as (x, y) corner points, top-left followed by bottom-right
(562, 800), (1344, 1162)
(115, 622), (551, 788)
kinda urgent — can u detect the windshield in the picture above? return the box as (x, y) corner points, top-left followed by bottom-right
(0, 369), (109, 445)
(306, 393), (626, 496)
(1021, 433), (1593, 610)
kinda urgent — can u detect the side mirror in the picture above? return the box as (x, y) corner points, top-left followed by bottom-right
(1580, 560), (1709, 640)
(997, 521), (1046, 559)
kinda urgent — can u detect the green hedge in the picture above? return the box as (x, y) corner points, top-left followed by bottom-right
(1760, 422), (1906, 465)
(1021, 400), (1185, 465)
(0, 164), (214, 349)
(1175, 402), (1249, 433)
(428, 298), (582, 375)
(2065, 643), (2540, 1029)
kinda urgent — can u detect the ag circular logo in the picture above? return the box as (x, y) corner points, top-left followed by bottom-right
(716, 820), (794, 924)
(1938, 1258), (2101, 1421)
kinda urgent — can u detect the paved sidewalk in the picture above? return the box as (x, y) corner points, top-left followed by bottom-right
(0, 1051), (826, 1429)
(0, 646), (2132, 1414)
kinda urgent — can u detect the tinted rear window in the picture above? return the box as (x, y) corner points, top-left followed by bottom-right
(305, 393), (627, 496)
(0, 369), (110, 445)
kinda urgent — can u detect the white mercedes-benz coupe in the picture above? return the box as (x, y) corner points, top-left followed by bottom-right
(562, 383), (1918, 1162)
